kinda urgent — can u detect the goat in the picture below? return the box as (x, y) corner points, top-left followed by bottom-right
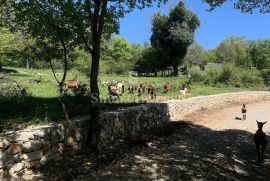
(63, 79), (81, 90)
(139, 82), (147, 93)
(254, 120), (268, 163)
(242, 104), (247, 120)
(163, 82), (172, 93)
(179, 87), (189, 99)
(116, 81), (125, 93)
(147, 83), (155, 94)
(138, 87), (144, 97)
(150, 86), (158, 100)
(108, 85), (122, 100)
(128, 85), (137, 94)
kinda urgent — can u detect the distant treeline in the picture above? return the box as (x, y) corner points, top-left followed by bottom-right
(1, 26), (270, 86)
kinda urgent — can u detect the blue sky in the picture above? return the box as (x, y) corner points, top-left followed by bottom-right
(119, 0), (270, 49)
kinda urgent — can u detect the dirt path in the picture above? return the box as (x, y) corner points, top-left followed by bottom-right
(72, 101), (270, 180)
(186, 101), (270, 134)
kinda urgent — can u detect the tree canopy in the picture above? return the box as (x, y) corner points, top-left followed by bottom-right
(205, 0), (270, 13)
(150, 2), (200, 75)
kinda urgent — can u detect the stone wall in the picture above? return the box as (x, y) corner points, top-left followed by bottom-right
(98, 103), (170, 151)
(0, 116), (90, 180)
(0, 91), (270, 179)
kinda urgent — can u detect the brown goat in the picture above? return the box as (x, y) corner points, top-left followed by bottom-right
(242, 104), (247, 120)
(63, 80), (81, 90)
(150, 86), (158, 100)
(108, 85), (122, 100)
(163, 82), (172, 93)
(139, 82), (147, 93)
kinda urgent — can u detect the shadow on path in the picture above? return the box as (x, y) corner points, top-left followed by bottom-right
(75, 121), (270, 180)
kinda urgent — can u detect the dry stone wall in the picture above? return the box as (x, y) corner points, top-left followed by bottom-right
(0, 116), (90, 180)
(0, 91), (269, 179)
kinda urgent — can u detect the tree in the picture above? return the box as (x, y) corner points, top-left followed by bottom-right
(205, 0), (270, 13)
(0, 27), (36, 69)
(215, 36), (251, 68)
(205, 49), (218, 63)
(107, 37), (133, 74)
(0, 27), (19, 69)
(184, 42), (207, 70)
(1, 0), (79, 152)
(249, 39), (270, 70)
(150, 2), (200, 75)
(134, 47), (164, 75)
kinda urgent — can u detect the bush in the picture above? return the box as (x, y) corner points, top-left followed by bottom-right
(202, 64), (263, 87)
(0, 77), (31, 102)
(189, 66), (205, 82)
(203, 69), (220, 85)
(218, 64), (234, 84)
(261, 69), (270, 86)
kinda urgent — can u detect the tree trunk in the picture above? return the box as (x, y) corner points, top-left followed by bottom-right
(87, 0), (108, 150)
(173, 66), (178, 76)
(26, 60), (29, 69)
(89, 44), (101, 150)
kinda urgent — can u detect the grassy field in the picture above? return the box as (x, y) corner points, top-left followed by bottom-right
(0, 66), (267, 131)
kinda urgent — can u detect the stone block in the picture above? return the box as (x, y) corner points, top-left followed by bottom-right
(58, 143), (65, 151)
(11, 153), (23, 163)
(23, 160), (39, 169)
(16, 132), (34, 141)
(33, 129), (47, 138)
(66, 136), (77, 147)
(23, 150), (43, 162)
(0, 138), (9, 149)
(0, 151), (9, 168)
(42, 141), (50, 154)
(39, 148), (60, 165)
(9, 162), (24, 174)
(8, 143), (22, 155)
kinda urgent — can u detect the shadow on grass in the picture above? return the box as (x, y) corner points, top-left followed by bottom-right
(0, 96), (91, 132)
(0, 68), (19, 74)
(0, 96), (146, 132)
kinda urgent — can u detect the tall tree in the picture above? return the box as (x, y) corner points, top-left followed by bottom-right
(151, 2), (200, 75)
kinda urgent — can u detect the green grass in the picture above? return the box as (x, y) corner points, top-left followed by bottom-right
(0, 66), (267, 131)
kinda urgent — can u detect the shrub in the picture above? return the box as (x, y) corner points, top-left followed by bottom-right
(0, 77), (31, 102)
(261, 69), (270, 86)
(203, 69), (220, 85)
(189, 66), (205, 82)
(218, 64), (234, 84)
(202, 64), (263, 87)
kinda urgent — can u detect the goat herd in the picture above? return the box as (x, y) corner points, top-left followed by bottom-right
(102, 80), (190, 101)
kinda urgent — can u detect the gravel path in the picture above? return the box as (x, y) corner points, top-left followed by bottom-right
(75, 101), (270, 181)
(185, 100), (270, 134)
